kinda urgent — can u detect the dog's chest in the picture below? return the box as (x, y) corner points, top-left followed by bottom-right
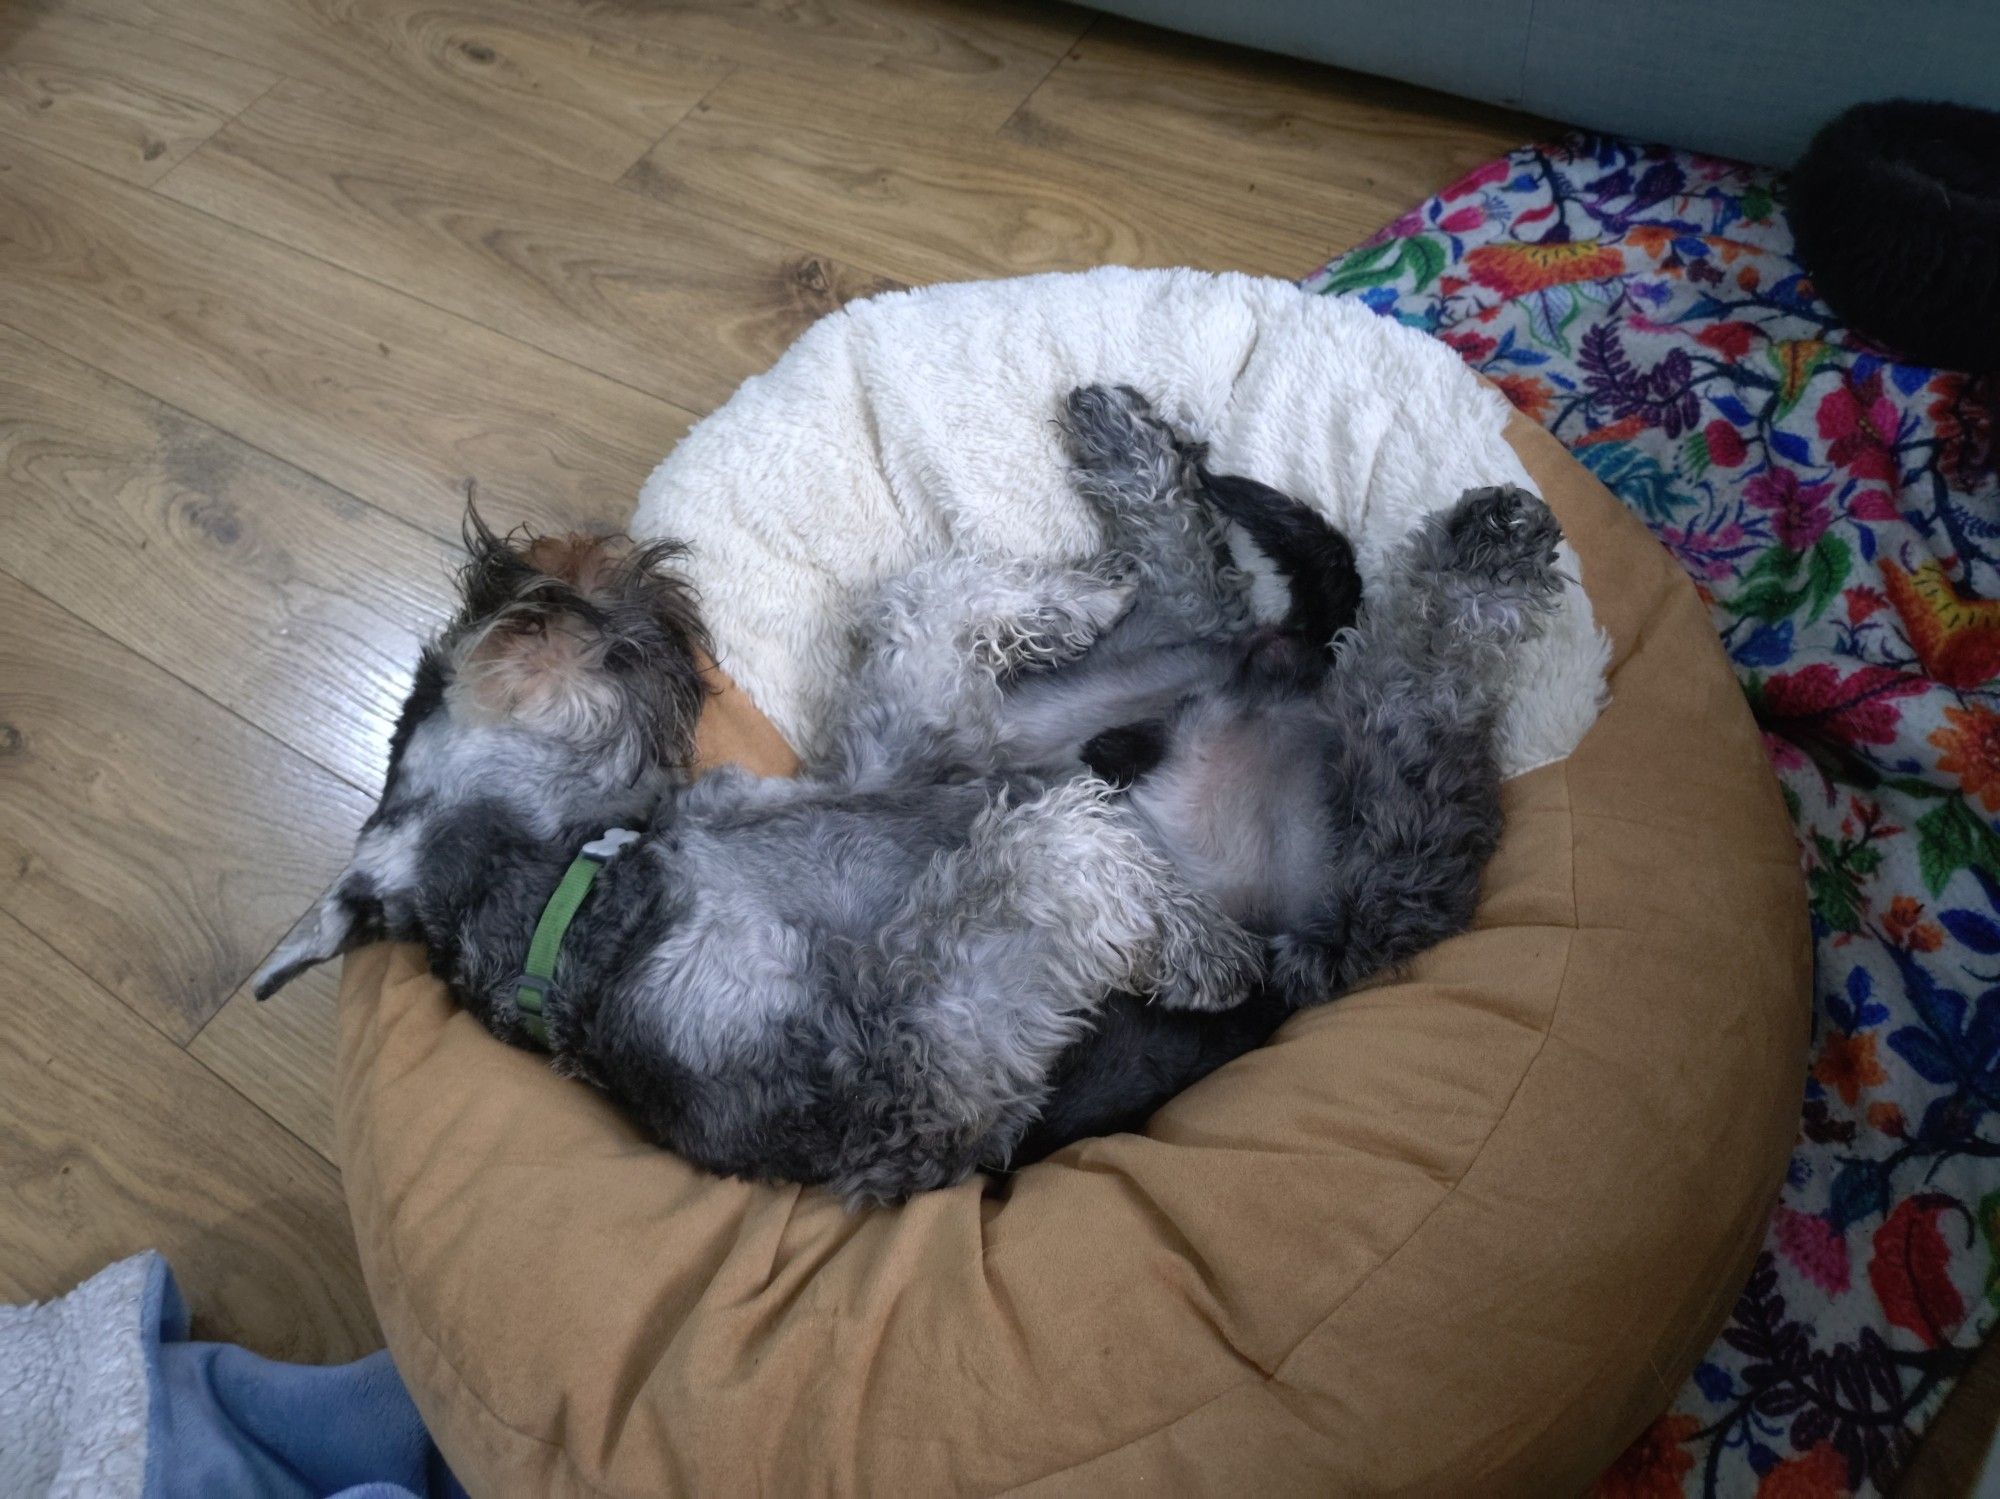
(620, 796), (967, 1072)
(621, 825), (893, 1072)
(626, 864), (814, 1073)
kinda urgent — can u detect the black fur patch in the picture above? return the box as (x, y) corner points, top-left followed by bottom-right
(1199, 468), (1364, 648)
(381, 648), (447, 791)
(1081, 719), (1169, 788)
(1011, 986), (1290, 1165)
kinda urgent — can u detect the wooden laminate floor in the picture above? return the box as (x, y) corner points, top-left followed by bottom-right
(0, 0), (1988, 1489)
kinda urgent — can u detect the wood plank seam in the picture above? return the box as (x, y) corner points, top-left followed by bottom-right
(181, 998), (343, 1167)
(146, 71), (288, 198)
(3, 805), (339, 1172)
(0, 547), (384, 804)
(996, 13), (1097, 138)
(0, 315), (444, 791)
(0, 128), (702, 544)
(611, 57), (744, 193)
(99, 142), (718, 417)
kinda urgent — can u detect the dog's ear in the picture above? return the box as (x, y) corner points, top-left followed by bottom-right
(251, 877), (380, 999)
(456, 502), (547, 623)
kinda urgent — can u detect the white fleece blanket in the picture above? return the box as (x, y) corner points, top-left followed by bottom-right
(0, 1253), (156, 1499)
(634, 267), (1609, 775)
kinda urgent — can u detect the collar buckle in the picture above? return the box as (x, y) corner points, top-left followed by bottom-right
(580, 826), (641, 861)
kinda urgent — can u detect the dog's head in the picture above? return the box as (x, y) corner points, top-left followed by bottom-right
(438, 510), (711, 762)
(251, 508), (711, 998)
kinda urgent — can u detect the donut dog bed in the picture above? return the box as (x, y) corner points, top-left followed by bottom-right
(334, 271), (1809, 1494)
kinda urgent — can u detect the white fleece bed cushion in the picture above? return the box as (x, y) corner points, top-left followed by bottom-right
(633, 266), (1610, 774)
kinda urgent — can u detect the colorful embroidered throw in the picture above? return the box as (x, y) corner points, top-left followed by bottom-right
(1306, 135), (2000, 1497)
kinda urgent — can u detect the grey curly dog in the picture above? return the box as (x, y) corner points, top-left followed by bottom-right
(252, 384), (1563, 1202)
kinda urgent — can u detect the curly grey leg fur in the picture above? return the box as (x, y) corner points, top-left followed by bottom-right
(1373, 483), (1568, 680)
(1056, 384), (1254, 644)
(1271, 483), (1565, 1003)
(985, 385), (1269, 771)
(824, 554), (1135, 786)
(829, 778), (1257, 1202)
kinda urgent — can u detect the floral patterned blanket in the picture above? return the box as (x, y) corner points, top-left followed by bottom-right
(1303, 136), (2000, 1497)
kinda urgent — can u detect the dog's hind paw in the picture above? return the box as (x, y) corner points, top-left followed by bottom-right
(1387, 485), (1567, 655)
(1400, 484), (1565, 614)
(1439, 485), (1562, 588)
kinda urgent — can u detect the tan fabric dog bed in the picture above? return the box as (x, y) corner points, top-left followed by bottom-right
(333, 396), (1808, 1495)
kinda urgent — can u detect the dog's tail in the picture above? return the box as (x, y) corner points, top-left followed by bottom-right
(1198, 469), (1362, 650)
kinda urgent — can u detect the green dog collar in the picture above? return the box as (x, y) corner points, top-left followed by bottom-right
(514, 828), (640, 1045)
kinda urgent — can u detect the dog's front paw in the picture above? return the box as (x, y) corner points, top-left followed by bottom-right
(1058, 567), (1140, 641)
(1150, 915), (1264, 1013)
(985, 568), (1135, 674)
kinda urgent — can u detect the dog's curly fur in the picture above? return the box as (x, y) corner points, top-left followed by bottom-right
(255, 386), (1563, 1200)
(905, 387), (1566, 1152)
(254, 502), (1259, 1203)
(891, 386), (1563, 999)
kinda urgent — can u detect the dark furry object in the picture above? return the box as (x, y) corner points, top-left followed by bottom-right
(1010, 987), (1292, 1166)
(1199, 468), (1364, 650)
(1789, 99), (2000, 371)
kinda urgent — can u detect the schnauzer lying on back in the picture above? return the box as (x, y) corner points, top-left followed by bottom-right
(254, 386), (1563, 1200)
(1011, 387), (1564, 998)
(251, 507), (1261, 1204)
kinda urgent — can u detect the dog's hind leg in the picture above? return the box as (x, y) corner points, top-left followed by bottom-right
(823, 554), (1134, 785)
(1272, 484), (1566, 1005)
(828, 779), (1259, 1202)
(1369, 484), (1567, 688)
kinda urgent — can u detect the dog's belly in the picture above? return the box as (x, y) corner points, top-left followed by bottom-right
(1127, 703), (1329, 932)
(999, 641), (1236, 770)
